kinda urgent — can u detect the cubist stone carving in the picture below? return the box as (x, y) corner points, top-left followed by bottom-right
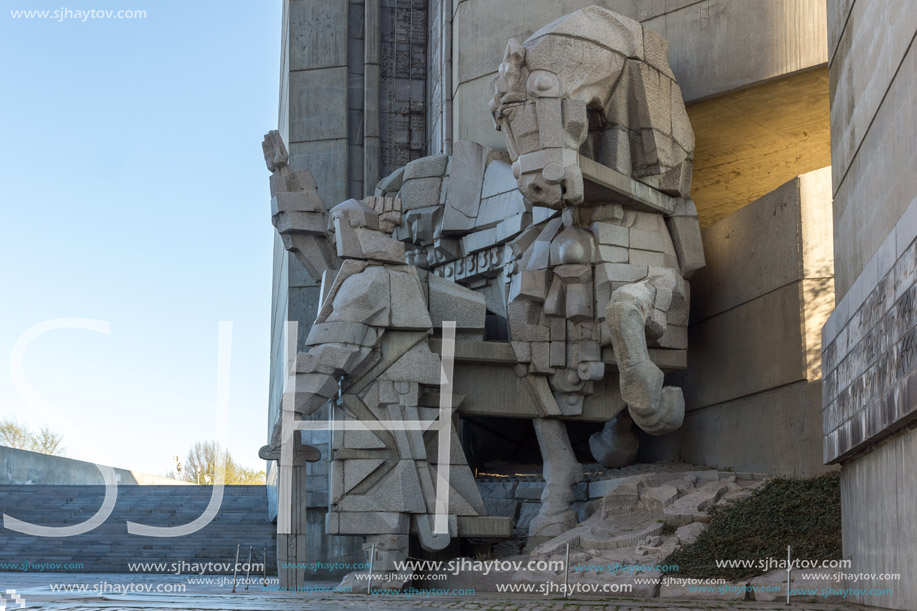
(263, 4), (705, 586)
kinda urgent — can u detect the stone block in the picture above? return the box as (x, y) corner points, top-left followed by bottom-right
(691, 168), (832, 323)
(325, 267), (391, 326)
(375, 166), (405, 196)
(481, 159), (516, 198)
(628, 249), (665, 267)
(403, 154), (449, 180)
(305, 321), (379, 347)
(680, 381), (832, 478)
(684, 282), (811, 408)
(381, 343), (442, 385)
(514, 481), (545, 500)
(351, 228), (405, 263)
(665, 214), (705, 278)
(476, 481), (517, 499)
(674, 521), (705, 546)
(326, 511), (409, 536)
(597, 245), (628, 264)
(399, 176), (443, 211)
(483, 498), (518, 519)
(590, 222), (628, 247)
(476, 190), (527, 230)
(429, 274), (487, 330)
(461, 227), (498, 253)
(290, 67), (348, 142)
(289, 0), (348, 70)
(387, 270), (433, 330)
(442, 140), (488, 233)
(507, 300), (550, 341)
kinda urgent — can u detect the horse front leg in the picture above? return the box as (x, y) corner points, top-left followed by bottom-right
(604, 270), (685, 436)
(527, 417), (583, 546)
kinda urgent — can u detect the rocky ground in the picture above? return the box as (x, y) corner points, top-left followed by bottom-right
(421, 466), (849, 604)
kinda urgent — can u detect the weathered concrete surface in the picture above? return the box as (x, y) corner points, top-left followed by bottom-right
(822, 4), (917, 608)
(0, 446), (186, 486)
(691, 168), (834, 324)
(683, 169), (834, 409)
(451, 0), (827, 151)
(688, 68), (831, 228)
(821, 193), (917, 464)
(839, 429), (917, 611)
(669, 169), (835, 477)
(829, 0), (917, 299)
(679, 381), (828, 478)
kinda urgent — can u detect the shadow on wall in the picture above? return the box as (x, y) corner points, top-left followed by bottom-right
(646, 167), (838, 478)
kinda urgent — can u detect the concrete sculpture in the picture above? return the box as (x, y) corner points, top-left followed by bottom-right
(262, 130), (510, 586)
(263, 4), (704, 584)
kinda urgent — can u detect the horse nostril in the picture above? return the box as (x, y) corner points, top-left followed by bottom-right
(542, 161), (565, 184)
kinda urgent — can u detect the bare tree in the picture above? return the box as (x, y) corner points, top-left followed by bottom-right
(178, 441), (265, 485)
(0, 418), (66, 456)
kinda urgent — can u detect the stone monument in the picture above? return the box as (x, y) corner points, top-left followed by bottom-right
(262, 5), (704, 586)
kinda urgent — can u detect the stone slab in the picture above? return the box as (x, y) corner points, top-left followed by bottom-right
(683, 281), (808, 409)
(679, 381), (834, 478)
(690, 167), (833, 324)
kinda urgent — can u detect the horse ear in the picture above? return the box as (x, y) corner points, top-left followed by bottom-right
(504, 38), (526, 64)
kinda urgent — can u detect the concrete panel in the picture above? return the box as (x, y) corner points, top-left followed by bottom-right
(688, 70), (831, 228)
(452, 1), (831, 212)
(289, 0), (349, 71)
(452, 0), (826, 101)
(289, 140), (349, 206)
(0, 446), (187, 486)
(832, 43), (917, 299)
(452, 0), (666, 88)
(840, 428), (917, 609)
(288, 286), (322, 353)
(801, 277), (835, 381)
(679, 381), (834, 478)
(660, 0), (827, 102)
(304, 508), (364, 579)
(829, 0), (917, 195)
(691, 167), (833, 323)
(453, 73), (504, 151)
(289, 67), (349, 143)
(826, 0), (853, 65)
(684, 282), (806, 409)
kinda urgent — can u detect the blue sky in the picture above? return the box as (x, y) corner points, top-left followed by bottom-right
(0, 1), (282, 475)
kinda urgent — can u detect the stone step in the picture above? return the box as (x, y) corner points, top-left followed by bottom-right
(0, 485), (276, 573)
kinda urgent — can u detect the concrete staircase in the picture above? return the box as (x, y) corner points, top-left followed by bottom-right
(0, 485), (276, 573)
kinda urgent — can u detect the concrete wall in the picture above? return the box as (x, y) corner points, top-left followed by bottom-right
(0, 445), (186, 486)
(449, 0), (827, 151)
(839, 430), (917, 610)
(674, 167), (836, 477)
(828, 0), (917, 300)
(821, 3), (917, 608)
(822, 194), (917, 464)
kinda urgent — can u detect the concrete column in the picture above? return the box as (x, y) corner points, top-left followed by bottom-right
(363, 0), (380, 193)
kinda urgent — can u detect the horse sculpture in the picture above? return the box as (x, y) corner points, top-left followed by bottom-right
(262, 5), (705, 587)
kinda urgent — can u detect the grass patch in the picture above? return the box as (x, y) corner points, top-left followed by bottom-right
(663, 473), (841, 580)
